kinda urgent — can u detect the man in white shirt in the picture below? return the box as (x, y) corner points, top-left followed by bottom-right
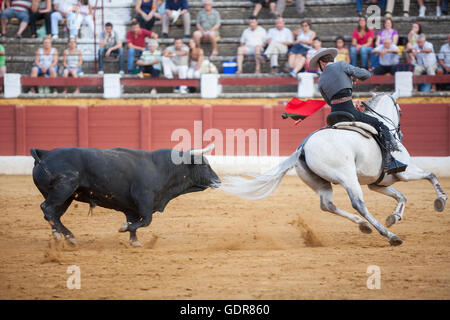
(437, 33), (450, 75)
(162, 37), (190, 93)
(412, 35), (437, 91)
(263, 17), (293, 73)
(237, 16), (266, 74)
(51, 0), (79, 38)
(372, 38), (399, 75)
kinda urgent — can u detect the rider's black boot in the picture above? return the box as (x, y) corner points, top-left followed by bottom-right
(385, 154), (408, 174)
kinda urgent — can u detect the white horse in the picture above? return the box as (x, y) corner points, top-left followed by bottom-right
(220, 92), (447, 246)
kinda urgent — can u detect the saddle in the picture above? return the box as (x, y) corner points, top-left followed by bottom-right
(326, 111), (378, 139)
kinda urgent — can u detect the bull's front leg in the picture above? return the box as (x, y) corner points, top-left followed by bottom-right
(119, 212), (143, 247)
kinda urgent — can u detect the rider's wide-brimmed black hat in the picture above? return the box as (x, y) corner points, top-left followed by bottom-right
(308, 48), (338, 70)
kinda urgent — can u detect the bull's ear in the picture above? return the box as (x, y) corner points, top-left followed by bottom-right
(189, 143), (215, 156)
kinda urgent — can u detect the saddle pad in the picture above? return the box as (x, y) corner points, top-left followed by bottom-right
(332, 121), (378, 135)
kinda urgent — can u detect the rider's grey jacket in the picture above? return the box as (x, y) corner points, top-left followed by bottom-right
(318, 61), (371, 105)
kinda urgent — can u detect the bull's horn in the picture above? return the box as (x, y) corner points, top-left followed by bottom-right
(391, 90), (399, 100)
(370, 92), (377, 97)
(189, 143), (215, 156)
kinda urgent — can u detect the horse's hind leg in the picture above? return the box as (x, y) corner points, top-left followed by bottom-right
(396, 164), (447, 212)
(368, 185), (406, 227)
(295, 162), (372, 234)
(342, 177), (403, 246)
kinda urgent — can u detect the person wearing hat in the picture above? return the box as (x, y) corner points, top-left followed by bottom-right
(309, 47), (407, 174)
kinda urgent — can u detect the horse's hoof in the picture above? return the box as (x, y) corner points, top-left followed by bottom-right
(359, 222), (372, 234)
(388, 235), (403, 246)
(118, 223), (128, 233)
(386, 214), (398, 228)
(434, 198), (446, 212)
(52, 231), (62, 241)
(130, 240), (142, 247)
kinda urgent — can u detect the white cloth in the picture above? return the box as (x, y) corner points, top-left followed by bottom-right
(55, 0), (78, 13)
(240, 26), (266, 48)
(374, 44), (399, 66)
(413, 41), (437, 68)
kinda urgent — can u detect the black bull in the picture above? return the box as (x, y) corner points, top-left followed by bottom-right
(31, 146), (221, 246)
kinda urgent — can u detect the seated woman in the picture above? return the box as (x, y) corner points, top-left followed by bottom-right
(74, 0), (95, 38)
(30, 36), (58, 94)
(349, 16), (374, 70)
(372, 17), (398, 70)
(335, 36), (350, 64)
(135, 0), (157, 31)
(187, 38), (204, 79)
(287, 20), (315, 76)
(62, 37), (83, 94)
(405, 21), (423, 64)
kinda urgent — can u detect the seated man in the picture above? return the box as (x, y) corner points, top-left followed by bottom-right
(50, 0), (79, 39)
(161, 37), (189, 93)
(236, 15), (266, 74)
(1, 0), (33, 38)
(263, 17), (293, 73)
(30, 36), (58, 93)
(126, 20), (158, 74)
(162, 0), (190, 39)
(251, 0), (276, 17)
(410, 34), (437, 92)
(437, 33), (450, 75)
(193, 0), (221, 56)
(372, 37), (399, 75)
(98, 22), (124, 75)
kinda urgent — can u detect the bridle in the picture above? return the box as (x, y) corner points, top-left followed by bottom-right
(362, 94), (403, 142)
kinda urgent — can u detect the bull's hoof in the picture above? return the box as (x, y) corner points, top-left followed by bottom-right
(118, 223), (129, 233)
(388, 235), (403, 246)
(130, 240), (142, 247)
(65, 235), (77, 246)
(358, 222), (372, 234)
(434, 198), (446, 212)
(52, 231), (62, 241)
(385, 214), (399, 228)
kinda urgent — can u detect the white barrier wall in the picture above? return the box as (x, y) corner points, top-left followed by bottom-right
(1, 156), (449, 177)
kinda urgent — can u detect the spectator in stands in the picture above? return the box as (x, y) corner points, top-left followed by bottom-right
(137, 39), (161, 78)
(98, 22), (124, 75)
(304, 37), (322, 73)
(418, 0), (442, 17)
(155, 0), (165, 21)
(251, 0), (276, 17)
(286, 20), (315, 74)
(126, 20), (158, 74)
(263, 17), (293, 73)
(62, 36), (83, 94)
(275, 0), (305, 18)
(187, 38), (203, 79)
(236, 16), (266, 74)
(385, 0), (410, 17)
(162, 37), (189, 93)
(375, 18), (398, 47)
(161, 0), (190, 39)
(405, 21), (422, 63)
(135, 0), (157, 31)
(372, 37), (399, 75)
(1, 0), (32, 38)
(0, 43), (5, 90)
(30, 0), (52, 38)
(335, 36), (350, 63)
(437, 33), (450, 75)
(350, 16), (374, 69)
(29, 36), (58, 93)
(51, 0), (78, 39)
(355, 0), (363, 16)
(411, 35), (437, 92)
(74, 0), (94, 38)
(193, 0), (220, 57)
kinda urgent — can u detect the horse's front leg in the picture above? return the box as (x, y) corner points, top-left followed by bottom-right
(368, 184), (406, 227)
(395, 163), (447, 212)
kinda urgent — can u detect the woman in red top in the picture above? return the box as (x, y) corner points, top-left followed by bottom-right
(349, 16), (374, 69)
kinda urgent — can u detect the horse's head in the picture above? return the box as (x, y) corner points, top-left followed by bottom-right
(364, 91), (403, 142)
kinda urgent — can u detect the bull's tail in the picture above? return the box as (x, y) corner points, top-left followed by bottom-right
(30, 148), (53, 178)
(219, 148), (302, 200)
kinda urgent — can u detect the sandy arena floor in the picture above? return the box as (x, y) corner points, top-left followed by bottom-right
(0, 175), (449, 300)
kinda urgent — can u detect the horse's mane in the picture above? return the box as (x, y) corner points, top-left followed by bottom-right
(366, 93), (386, 110)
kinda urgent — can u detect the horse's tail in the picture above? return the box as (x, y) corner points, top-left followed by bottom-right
(219, 148), (302, 200)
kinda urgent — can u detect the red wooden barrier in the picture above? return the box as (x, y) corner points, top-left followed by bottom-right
(0, 104), (448, 156)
